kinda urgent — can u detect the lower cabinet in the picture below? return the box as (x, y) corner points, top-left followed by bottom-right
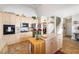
(0, 45), (8, 54)
(45, 38), (58, 54)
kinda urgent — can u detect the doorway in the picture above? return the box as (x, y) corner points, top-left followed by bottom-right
(63, 17), (72, 38)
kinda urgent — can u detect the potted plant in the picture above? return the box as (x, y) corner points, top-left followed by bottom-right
(32, 16), (37, 19)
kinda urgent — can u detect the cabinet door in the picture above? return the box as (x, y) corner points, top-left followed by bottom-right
(2, 13), (10, 24)
(45, 38), (57, 53)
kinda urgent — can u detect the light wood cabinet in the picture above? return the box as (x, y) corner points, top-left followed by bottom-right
(0, 12), (33, 45)
(41, 34), (58, 54)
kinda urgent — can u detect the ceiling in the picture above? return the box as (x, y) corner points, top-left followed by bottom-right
(0, 4), (77, 9)
(26, 4), (78, 9)
(0, 4), (78, 17)
(0, 4), (78, 11)
(24, 4), (41, 9)
(0, 4), (41, 9)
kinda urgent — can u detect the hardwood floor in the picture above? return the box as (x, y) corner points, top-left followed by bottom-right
(7, 36), (79, 54)
(61, 37), (79, 54)
(8, 40), (30, 54)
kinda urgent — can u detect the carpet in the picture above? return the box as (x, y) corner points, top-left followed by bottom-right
(54, 50), (65, 54)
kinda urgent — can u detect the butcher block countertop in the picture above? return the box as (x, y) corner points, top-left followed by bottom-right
(28, 38), (45, 45)
(28, 37), (45, 54)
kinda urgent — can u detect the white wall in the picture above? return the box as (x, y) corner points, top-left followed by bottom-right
(56, 17), (63, 49)
(0, 4), (37, 16)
